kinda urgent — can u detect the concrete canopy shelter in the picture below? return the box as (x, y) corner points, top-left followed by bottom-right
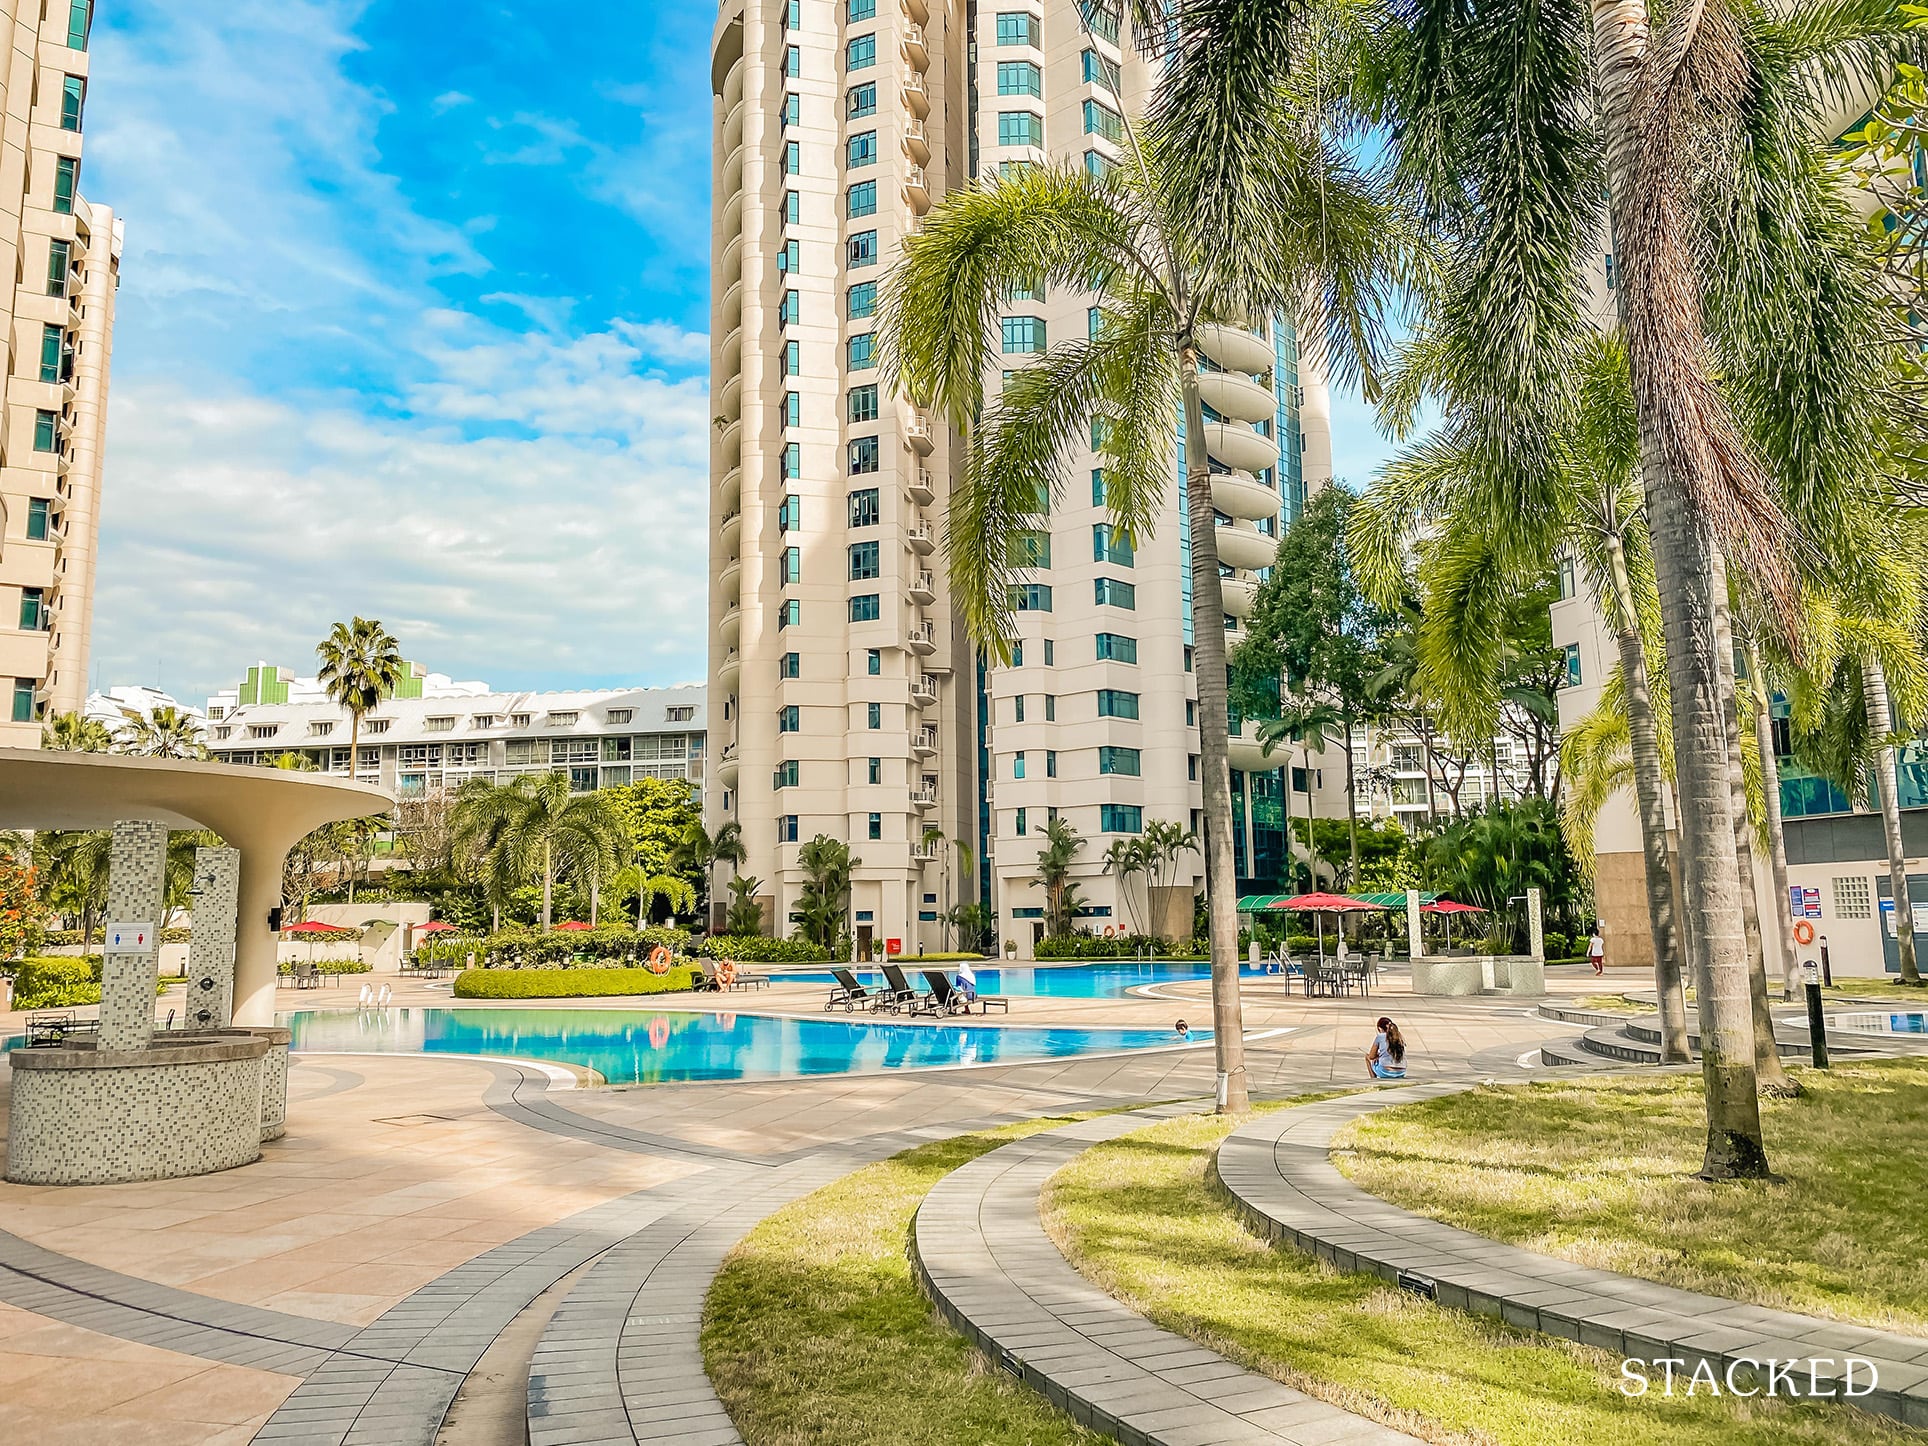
(0, 748), (392, 1026)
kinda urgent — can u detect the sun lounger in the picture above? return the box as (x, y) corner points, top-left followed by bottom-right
(827, 967), (879, 1011)
(878, 962), (922, 1014)
(924, 969), (1008, 1015)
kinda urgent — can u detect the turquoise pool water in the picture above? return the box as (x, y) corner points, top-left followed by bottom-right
(773, 960), (1277, 998)
(1831, 1011), (1928, 1034)
(286, 1007), (1204, 1084)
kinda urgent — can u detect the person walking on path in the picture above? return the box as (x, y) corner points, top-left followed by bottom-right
(1587, 923), (1607, 976)
(1366, 1017), (1407, 1080)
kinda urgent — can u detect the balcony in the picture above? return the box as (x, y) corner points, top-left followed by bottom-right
(716, 741), (740, 788)
(717, 649), (740, 692)
(907, 521), (936, 555)
(911, 675), (939, 706)
(908, 467), (936, 505)
(719, 554), (742, 599)
(909, 568), (935, 604)
(903, 72), (930, 117)
(1201, 420), (1280, 475)
(718, 465), (742, 512)
(911, 784), (938, 809)
(904, 408), (936, 455)
(1220, 574), (1257, 618)
(1211, 520), (1277, 571)
(1195, 323), (1274, 376)
(908, 622), (937, 655)
(720, 186), (744, 238)
(1228, 720), (1281, 775)
(901, 24), (928, 70)
(1195, 367), (1277, 425)
(903, 166), (930, 211)
(909, 840), (939, 862)
(901, 0), (929, 21)
(721, 98), (745, 156)
(717, 372), (741, 420)
(913, 726), (939, 758)
(904, 119), (931, 166)
(719, 508), (742, 552)
(719, 602), (742, 647)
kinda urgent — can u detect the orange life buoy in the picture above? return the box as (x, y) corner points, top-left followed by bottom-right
(1793, 919), (1815, 946)
(646, 945), (673, 975)
(1104, 925), (1116, 938)
(716, 959), (738, 988)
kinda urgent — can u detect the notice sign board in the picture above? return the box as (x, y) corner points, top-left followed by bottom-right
(886, 937), (903, 956)
(1789, 886), (1822, 921)
(104, 921), (156, 952)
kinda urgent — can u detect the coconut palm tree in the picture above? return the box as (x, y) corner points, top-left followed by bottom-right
(41, 710), (112, 752)
(450, 772), (627, 932)
(882, 11), (1412, 1108)
(674, 819), (746, 928)
(315, 617), (405, 778)
(1101, 838), (1149, 935)
(34, 829), (110, 954)
(118, 705), (208, 759)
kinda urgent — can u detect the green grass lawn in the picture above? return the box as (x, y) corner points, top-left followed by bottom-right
(1043, 1108), (1916, 1445)
(1572, 994), (1657, 1014)
(702, 1119), (1103, 1446)
(1819, 978), (1928, 1002)
(1334, 1060), (1928, 1334)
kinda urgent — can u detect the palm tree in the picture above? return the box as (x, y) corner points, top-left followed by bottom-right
(315, 617), (405, 778)
(1101, 838), (1149, 935)
(450, 773), (627, 932)
(724, 875), (766, 937)
(616, 864), (697, 929)
(882, 24), (1411, 1107)
(674, 819), (746, 928)
(1258, 695), (1343, 892)
(1032, 817), (1087, 939)
(41, 711), (112, 752)
(118, 705), (207, 759)
(35, 830), (110, 954)
(790, 836), (859, 952)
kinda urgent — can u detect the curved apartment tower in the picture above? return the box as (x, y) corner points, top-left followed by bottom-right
(709, 0), (1330, 953)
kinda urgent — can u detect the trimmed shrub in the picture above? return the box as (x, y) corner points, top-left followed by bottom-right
(11, 956), (98, 1009)
(415, 924), (691, 971)
(894, 952), (985, 964)
(700, 935), (831, 964)
(278, 959), (372, 976)
(1034, 933), (1207, 961)
(452, 964), (704, 999)
(42, 926), (194, 948)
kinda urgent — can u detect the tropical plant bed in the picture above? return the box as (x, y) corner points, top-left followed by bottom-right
(276, 959), (371, 976)
(1043, 1107), (1912, 1446)
(1332, 1062), (1928, 1333)
(450, 965), (703, 999)
(703, 1119), (1102, 1446)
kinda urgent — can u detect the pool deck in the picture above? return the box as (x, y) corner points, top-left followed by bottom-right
(0, 967), (1619, 1442)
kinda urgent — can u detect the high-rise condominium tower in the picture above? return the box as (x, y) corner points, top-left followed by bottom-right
(708, 0), (1329, 955)
(0, 0), (118, 746)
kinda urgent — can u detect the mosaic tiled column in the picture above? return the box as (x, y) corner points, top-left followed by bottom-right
(186, 846), (240, 1030)
(1527, 886), (1545, 960)
(1406, 889), (1425, 959)
(100, 820), (167, 1051)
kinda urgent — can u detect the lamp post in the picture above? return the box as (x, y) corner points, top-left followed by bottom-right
(1803, 958), (1830, 1069)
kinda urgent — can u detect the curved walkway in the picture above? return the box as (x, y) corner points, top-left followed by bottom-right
(912, 1107), (1422, 1446)
(1215, 1089), (1928, 1427)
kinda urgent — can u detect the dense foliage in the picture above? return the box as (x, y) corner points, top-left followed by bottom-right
(1034, 933), (1208, 961)
(451, 964), (704, 999)
(701, 934), (832, 964)
(414, 923), (691, 970)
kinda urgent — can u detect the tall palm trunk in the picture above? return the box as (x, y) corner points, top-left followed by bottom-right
(541, 840), (554, 931)
(1343, 720), (1360, 889)
(1604, 529), (1690, 1061)
(589, 874), (600, 929)
(348, 713), (360, 780)
(1746, 639), (1799, 996)
(1592, 0), (1769, 1176)
(1863, 655), (1921, 984)
(1181, 346), (1250, 1112)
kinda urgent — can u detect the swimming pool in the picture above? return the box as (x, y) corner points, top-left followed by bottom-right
(771, 960), (1272, 998)
(1830, 1011), (1928, 1035)
(286, 1007), (1205, 1084)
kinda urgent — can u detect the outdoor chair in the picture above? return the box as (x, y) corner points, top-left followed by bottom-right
(878, 963), (922, 1014)
(698, 959), (723, 992)
(921, 970), (968, 1015)
(292, 960), (320, 989)
(827, 967), (878, 1012)
(24, 1013), (96, 1048)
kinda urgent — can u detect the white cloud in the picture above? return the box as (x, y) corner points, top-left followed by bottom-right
(432, 90), (474, 113)
(89, 323), (712, 703)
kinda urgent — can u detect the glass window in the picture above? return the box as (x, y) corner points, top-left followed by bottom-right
(1096, 688), (1140, 719)
(775, 759), (800, 787)
(60, 76), (83, 131)
(869, 812), (883, 840)
(850, 593), (881, 622)
(46, 239), (69, 297)
(778, 494), (800, 531)
(849, 541), (881, 579)
(1044, 639), (1055, 665)
(1009, 530), (1050, 568)
(848, 131), (877, 166)
(783, 339), (801, 376)
(1016, 806), (1028, 836)
(847, 34), (877, 69)
(1082, 49), (1120, 88)
(784, 0), (800, 25)
(848, 281), (878, 319)
(848, 81), (877, 118)
(779, 704), (801, 732)
(1083, 100), (1125, 143)
(780, 815), (799, 842)
(868, 756), (882, 784)
(849, 435), (880, 473)
(1015, 695), (1027, 723)
(849, 383), (880, 421)
(39, 324), (63, 384)
(1001, 316), (1047, 354)
(1093, 525), (1134, 565)
(867, 648), (881, 675)
(1088, 305), (1103, 340)
(1011, 642), (1024, 666)
(12, 678), (37, 723)
(1091, 469), (1106, 506)
(781, 92), (800, 125)
(995, 11), (1040, 45)
(782, 391), (801, 427)
(1557, 554), (1577, 599)
(997, 61), (1042, 96)
(1099, 745), (1141, 776)
(1094, 577), (1136, 608)
(783, 189), (801, 225)
(848, 179), (877, 217)
(1014, 751), (1026, 779)
(780, 288), (800, 325)
(848, 230), (879, 267)
(784, 139), (800, 174)
(1085, 149), (1113, 178)
(781, 546), (801, 584)
(998, 111), (1043, 148)
(19, 587), (45, 630)
(1100, 803), (1144, 834)
(26, 498), (50, 541)
(849, 487), (880, 526)
(1081, 0), (1119, 43)
(1007, 582), (1053, 612)
(781, 651), (801, 679)
(1045, 694), (1056, 721)
(67, 0), (92, 51)
(868, 702), (882, 729)
(1564, 643), (1583, 687)
(1046, 749), (1058, 777)
(52, 156), (77, 214)
(849, 0), (877, 17)
(778, 599), (801, 628)
(785, 44), (801, 76)
(778, 239), (801, 274)
(1095, 632), (1137, 663)
(32, 410), (57, 453)
(847, 332), (876, 369)
(782, 441), (801, 478)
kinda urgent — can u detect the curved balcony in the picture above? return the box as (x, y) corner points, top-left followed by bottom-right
(718, 465), (742, 512)
(716, 417), (743, 470)
(1228, 720), (1284, 775)
(716, 743), (740, 788)
(1212, 521), (1277, 571)
(1196, 368), (1277, 425)
(717, 372), (741, 421)
(1220, 574), (1258, 618)
(719, 602), (742, 648)
(719, 508), (742, 552)
(902, 24), (928, 70)
(719, 232), (743, 284)
(1195, 323), (1274, 376)
(720, 186), (744, 238)
(1210, 469), (1280, 521)
(722, 140), (744, 192)
(1202, 420), (1280, 475)
(718, 275), (744, 332)
(719, 554), (742, 598)
(721, 99), (745, 156)
(719, 324), (742, 378)
(717, 650), (740, 693)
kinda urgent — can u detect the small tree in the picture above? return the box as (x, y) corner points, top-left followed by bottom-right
(41, 711), (112, 752)
(724, 875), (767, 936)
(1034, 817), (1086, 938)
(315, 617), (405, 776)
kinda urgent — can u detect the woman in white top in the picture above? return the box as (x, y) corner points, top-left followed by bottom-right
(1366, 1017), (1407, 1080)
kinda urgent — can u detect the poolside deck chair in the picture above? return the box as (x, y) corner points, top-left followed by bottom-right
(697, 958), (724, 992)
(827, 967), (879, 1012)
(878, 962), (922, 1014)
(921, 970), (970, 1015)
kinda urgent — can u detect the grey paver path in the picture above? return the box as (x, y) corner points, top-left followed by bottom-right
(1216, 1087), (1928, 1429)
(912, 1107), (1421, 1446)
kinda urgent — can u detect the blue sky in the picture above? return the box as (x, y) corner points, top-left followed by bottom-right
(84, 1), (1405, 704)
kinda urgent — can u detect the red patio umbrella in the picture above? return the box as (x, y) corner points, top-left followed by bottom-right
(281, 919), (350, 970)
(554, 921), (592, 931)
(415, 920), (457, 935)
(1420, 898), (1487, 950)
(1262, 893), (1389, 962)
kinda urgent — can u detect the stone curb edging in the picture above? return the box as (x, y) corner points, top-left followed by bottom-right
(911, 1104), (1422, 1446)
(1212, 1087), (1928, 1429)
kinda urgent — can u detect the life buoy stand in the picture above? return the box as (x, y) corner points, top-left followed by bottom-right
(646, 945), (673, 974)
(1793, 919), (1816, 947)
(717, 959), (738, 989)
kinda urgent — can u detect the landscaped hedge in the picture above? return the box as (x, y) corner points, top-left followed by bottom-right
(894, 953), (985, 964)
(42, 926), (194, 947)
(1033, 933), (1207, 961)
(278, 959), (373, 976)
(8, 956), (166, 1010)
(700, 935), (832, 963)
(452, 965), (704, 999)
(416, 924), (691, 970)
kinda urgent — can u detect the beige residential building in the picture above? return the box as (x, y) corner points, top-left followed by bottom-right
(708, 0), (1330, 953)
(0, 0), (117, 745)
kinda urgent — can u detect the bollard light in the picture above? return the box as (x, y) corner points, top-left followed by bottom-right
(1802, 958), (1829, 1069)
